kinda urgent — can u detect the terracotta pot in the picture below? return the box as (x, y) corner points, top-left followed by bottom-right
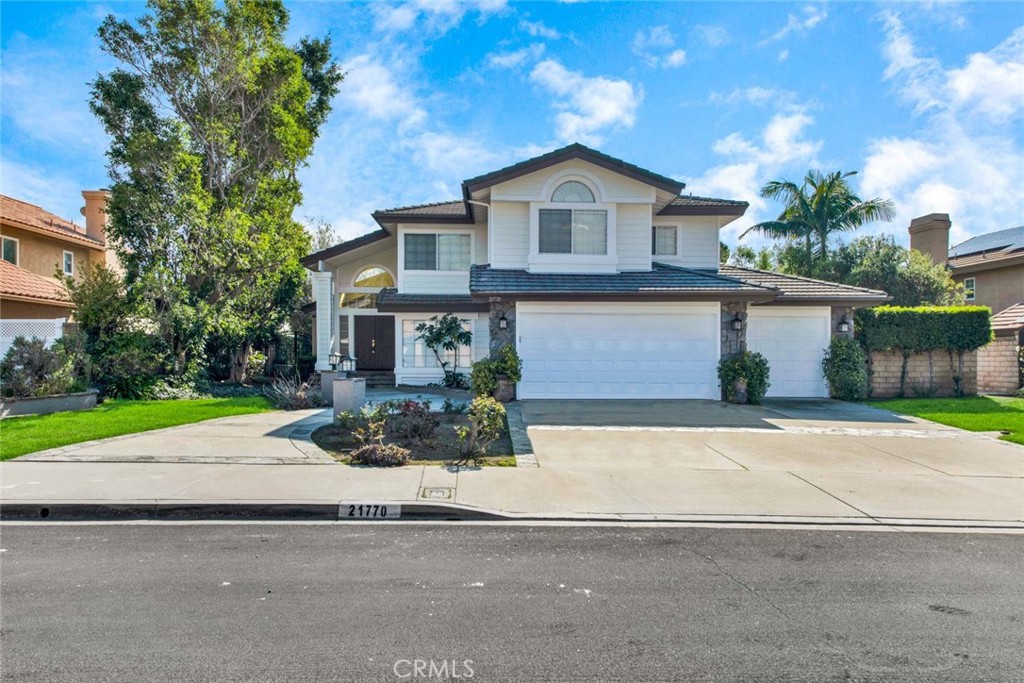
(493, 376), (515, 403)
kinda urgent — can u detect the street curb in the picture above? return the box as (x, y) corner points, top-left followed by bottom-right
(0, 500), (513, 522)
(2, 501), (1022, 530)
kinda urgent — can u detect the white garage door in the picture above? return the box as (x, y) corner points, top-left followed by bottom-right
(747, 306), (831, 398)
(516, 302), (720, 399)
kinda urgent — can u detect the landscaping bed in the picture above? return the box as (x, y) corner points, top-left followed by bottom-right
(869, 396), (1024, 446)
(312, 401), (515, 467)
(0, 396), (273, 460)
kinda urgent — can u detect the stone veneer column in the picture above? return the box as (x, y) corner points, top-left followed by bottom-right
(488, 299), (516, 357)
(311, 270), (335, 371)
(720, 302), (748, 360)
(831, 306), (854, 340)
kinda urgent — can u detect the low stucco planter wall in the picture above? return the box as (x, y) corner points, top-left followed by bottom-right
(0, 390), (99, 418)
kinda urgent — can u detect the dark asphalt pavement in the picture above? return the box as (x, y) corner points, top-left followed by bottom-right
(1, 524), (1022, 682)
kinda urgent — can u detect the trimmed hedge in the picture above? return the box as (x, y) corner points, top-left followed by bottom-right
(856, 305), (992, 353)
(855, 305), (993, 397)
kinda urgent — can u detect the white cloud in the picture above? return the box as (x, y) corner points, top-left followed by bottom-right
(710, 86), (799, 108)
(486, 43), (545, 69)
(632, 26), (687, 69)
(862, 13), (1024, 244)
(338, 55), (427, 130)
(778, 49), (789, 62)
(0, 155), (85, 226)
(371, 0), (507, 35)
(760, 5), (827, 45)
(693, 24), (729, 48)
(682, 109), (823, 244)
(519, 18), (561, 40)
(529, 60), (642, 145)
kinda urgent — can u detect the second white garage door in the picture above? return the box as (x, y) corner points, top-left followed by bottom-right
(746, 306), (831, 398)
(516, 302), (720, 399)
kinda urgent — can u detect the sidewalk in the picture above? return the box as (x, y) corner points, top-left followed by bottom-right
(2, 404), (1022, 526)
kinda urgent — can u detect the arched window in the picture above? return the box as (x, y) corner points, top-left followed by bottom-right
(353, 267), (394, 288)
(551, 180), (595, 203)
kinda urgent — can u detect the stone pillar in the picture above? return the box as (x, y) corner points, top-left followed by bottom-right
(720, 302), (748, 360)
(333, 377), (366, 414)
(311, 270), (335, 371)
(488, 299), (516, 357)
(831, 306), (854, 340)
(319, 370), (338, 403)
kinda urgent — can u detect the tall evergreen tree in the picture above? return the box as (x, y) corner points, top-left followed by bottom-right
(91, 0), (343, 381)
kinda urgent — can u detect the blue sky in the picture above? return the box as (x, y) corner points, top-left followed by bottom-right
(2, 1), (1022, 249)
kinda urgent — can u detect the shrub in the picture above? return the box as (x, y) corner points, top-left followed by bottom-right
(97, 332), (167, 399)
(470, 344), (523, 396)
(349, 443), (410, 467)
(442, 397), (466, 422)
(0, 337), (83, 398)
(455, 396), (506, 460)
(265, 374), (324, 410)
(717, 351), (771, 404)
(390, 400), (439, 444)
(246, 350), (267, 380)
(822, 337), (868, 401)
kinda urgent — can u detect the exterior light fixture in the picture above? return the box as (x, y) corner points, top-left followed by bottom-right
(837, 317), (851, 334)
(498, 315), (508, 330)
(328, 351), (341, 369)
(339, 355), (357, 376)
(731, 313), (743, 331)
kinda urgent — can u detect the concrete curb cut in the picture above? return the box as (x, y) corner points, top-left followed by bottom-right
(2, 501), (1023, 530)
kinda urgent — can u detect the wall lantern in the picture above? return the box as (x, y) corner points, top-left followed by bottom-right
(329, 353), (357, 376)
(498, 315), (509, 330)
(837, 317), (851, 334)
(731, 314), (743, 331)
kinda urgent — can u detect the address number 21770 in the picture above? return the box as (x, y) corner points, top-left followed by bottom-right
(341, 503), (400, 519)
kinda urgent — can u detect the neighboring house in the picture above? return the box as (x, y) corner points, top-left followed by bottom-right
(910, 214), (1023, 394)
(0, 191), (113, 355)
(302, 144), (887, 399)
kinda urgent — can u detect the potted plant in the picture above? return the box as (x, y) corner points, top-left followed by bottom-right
(470, 344), (523, 403)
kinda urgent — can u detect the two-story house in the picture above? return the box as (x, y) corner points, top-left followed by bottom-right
(302, 144), (888, 400)
(0, 190), (114, 355)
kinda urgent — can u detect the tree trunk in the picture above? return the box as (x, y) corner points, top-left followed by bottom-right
(229, 342), (251, 384)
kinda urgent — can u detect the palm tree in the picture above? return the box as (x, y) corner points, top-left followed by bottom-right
(741, 170), (895, 266)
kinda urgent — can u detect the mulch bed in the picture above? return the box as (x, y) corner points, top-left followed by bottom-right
(312, 412), (516, 467)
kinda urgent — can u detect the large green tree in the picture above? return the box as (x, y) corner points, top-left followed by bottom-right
(91, 0), (342, 382)
(741, 170), (896, 269)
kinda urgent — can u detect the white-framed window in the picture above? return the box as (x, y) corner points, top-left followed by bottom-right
(652, 226), (677, 256)
(401, 319), (471, 368)
(551, 180), (595, 203)
(539, 209), (608, 255)
(1, 236), (18, 265)
(339, 266), (396, 309)
(338, 315), (350, 355)
(404, 234), (471, 271)
(964, 277), (976, 301)
(62, 251), (74, 276)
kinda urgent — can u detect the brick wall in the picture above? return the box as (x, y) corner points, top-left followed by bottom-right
(977, 336), (1020, 395)
(869, 349), (978, 398)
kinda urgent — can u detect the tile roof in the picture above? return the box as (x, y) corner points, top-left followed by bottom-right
(374, 200), (467, 217)
(376, 289), (489, 313)
(950, 225), (1024, 258)
(0, 195), (104, 249)
(462, 143), (685, 195)
(471, 262), (776, 299)
(719, 265), (890, 303)
(0, 259), (72, 304)
(658, 194), (749, 216)
(300, 229), (392, 268)
(664, 195), (748, 208)
(990, 302), (1024, 334)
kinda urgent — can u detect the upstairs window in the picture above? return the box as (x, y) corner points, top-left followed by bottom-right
(652, 226), (677, 256)
(551, 180), (595, 203)
(539, 209), (607, 255)
(1, 236), (17, 265)
(405, 233), (471, 271)
(964, 277), (976, 301)
(353, 267), (394, 288)
(63, 251), (74, 276)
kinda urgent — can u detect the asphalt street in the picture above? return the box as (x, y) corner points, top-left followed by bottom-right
(1, 523), (1022, 682)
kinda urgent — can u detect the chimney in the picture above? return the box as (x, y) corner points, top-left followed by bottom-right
(80, 189), (110, 243)
(908, 213), (951, 266)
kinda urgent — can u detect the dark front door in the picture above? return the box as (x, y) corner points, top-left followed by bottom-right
(354, 316), (395, 371)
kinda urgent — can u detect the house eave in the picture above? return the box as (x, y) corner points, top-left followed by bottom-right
(657, 204), (748, 217)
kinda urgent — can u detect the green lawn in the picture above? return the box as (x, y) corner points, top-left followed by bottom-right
(868, 396), (1024, 446)
(0, 397), (273, 460)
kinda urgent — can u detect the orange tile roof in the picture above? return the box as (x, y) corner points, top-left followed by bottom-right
(0, 259), (72, 305)
(0, 194), (105, 249)
(991, 302), (1024, 333)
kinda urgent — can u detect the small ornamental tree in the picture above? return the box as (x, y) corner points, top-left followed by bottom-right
(415, 314), (472, 388)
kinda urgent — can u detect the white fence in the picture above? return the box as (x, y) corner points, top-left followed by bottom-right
(0, 318), (67, 358)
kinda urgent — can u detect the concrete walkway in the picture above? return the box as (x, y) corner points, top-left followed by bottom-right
(2, 398), (1022, 525)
